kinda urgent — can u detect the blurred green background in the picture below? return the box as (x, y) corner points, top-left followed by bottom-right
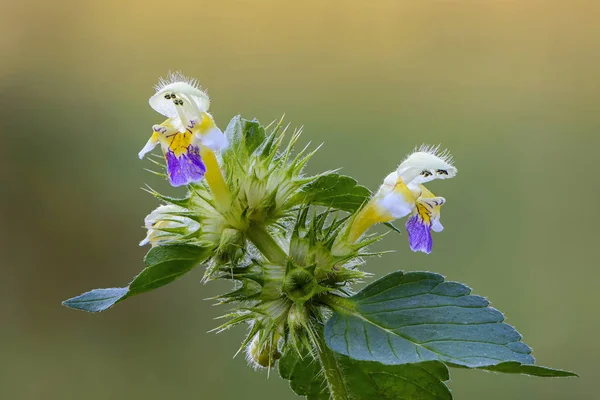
(1, 0), (597, 399)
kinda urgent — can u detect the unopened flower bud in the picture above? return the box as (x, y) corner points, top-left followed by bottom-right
(140, 205), (200, 247)
(247, 333), (281, 369)
(287, 304), (307, 331)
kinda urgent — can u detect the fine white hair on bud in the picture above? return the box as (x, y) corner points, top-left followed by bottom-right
(396, 144), (457, 185)
(149, 71), (211, 121)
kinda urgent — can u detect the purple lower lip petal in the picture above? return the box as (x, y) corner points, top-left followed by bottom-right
(406, 214), (433, 254)
(166, 146), (206, 187)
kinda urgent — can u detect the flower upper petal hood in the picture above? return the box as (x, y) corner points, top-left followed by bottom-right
(397, 145), (457, 185)
(149, 72), (211, 121)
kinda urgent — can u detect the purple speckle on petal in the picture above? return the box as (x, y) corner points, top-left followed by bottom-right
(166, 146), (206, 187)
(405, 214), (433, 254)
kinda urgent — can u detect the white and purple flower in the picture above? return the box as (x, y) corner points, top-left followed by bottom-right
(139, 72), (228, 187)
(347, 145), (456, 254)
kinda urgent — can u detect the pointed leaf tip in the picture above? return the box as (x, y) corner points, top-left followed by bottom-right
(62, 287), (129, 313)
(475, 362), (578, 377)
(62, 244), (210, 313)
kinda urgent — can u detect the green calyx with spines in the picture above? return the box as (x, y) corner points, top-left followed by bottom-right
(221, 116), (318, 227)
(213, 203), (379, 367)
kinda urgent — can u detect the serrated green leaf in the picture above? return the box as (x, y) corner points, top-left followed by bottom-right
(279, 348), (452, 400)
(325, 271), (536, 368)
(294, 173), (371, 212)
(62, 244), (210, 313)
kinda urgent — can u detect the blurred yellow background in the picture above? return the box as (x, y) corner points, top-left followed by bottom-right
(1, 0), (597, 399)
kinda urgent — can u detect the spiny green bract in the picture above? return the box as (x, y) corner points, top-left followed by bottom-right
(213, 205), (380, 366)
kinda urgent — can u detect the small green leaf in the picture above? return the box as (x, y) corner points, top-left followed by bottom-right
(224, 115), (243, 143)
(241, 119), (266, 155)
(325, 271), (536, 368)
(279, 348), (452, 400)
(129, 244), (209, 293)
(294, 173), (371, 212)
(62, 244), (210, 313)
(62, 288), (129, 313)
(224, 115), (266, 157)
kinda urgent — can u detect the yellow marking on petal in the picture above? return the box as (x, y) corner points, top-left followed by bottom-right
(415, 184), (446, 227)
(415, 202), (432, 224)
(155, 118), (179, 132)
(167, 132), (194, 157)
(419, 185), (435, 199)
(200, 146), (231, 212)
(196, 112), (217, 135)
(149, 131), (160, 143)
(393, 177), (416, 204)
(153, 118), (191, 155)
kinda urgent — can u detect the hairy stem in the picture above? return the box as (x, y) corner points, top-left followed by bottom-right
(320, 294), (356, 313)
(314, 325), (349, 400)
(247, 224), (288, 265)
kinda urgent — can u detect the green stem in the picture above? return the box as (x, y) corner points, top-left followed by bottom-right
(247, 224), (288, 265)
(314, 325), (350, 400)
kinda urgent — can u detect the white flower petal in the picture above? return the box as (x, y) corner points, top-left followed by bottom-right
(378, 192), (414, 219)
(397, 145), (457, 185)
(143, 205), (183, 228)
(198, 125), (229, 152)
(138, 136), (158, 159)
(382, 171), (399, 189)
(431, 216), (444, 232)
